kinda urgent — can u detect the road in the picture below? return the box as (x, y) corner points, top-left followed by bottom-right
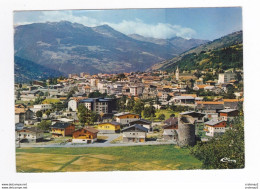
(16, 133), (176, 148)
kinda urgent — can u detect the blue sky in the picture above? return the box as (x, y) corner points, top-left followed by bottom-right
(13, 7), (242, 40)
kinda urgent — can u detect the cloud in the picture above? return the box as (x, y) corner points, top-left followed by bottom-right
(105, 19), (196, 39)
(41, 11), (100, 26)
(14, 11), (196, 39)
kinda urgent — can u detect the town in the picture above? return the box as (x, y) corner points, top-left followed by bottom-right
(15, 67), (243, 148)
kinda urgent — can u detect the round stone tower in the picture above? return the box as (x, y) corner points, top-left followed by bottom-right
(177, 115), (196, 147)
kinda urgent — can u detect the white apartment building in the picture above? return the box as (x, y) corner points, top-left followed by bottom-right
(31, 104), (52, 112)
(130, 86), (143, 96)
(218, 72), (236, 84)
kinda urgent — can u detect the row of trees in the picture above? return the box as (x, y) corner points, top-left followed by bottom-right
(117, 95), (188, 120)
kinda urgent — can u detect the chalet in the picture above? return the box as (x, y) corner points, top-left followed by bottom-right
(206, 113), (219, 121)
(204, 86), (224, 94)
(72, 127), (99, 143)
(193, 85), (210, 91)
(50, 122), (75, 137)
(170, 96), (195, 105)
(97, 121), (121, 133)
(205, 80), (216, 86)
(129, 119), (152, 132)
(30, 104), (52, 113)
(223, 99), (243, 109)
(114, 112), (140, 125)
(218, 109), (239, 121)
(196, 101), (224, 113)
(15, 107), (34, 124)
(162, 117), (178, 141)
(181, 94), (197, 98)
(204, 120), (227, 137)
(157, 92), (168, 101)
(16, 127), (44, 142)
(121, 124), (148, 143)
(72, 92), (87, 97)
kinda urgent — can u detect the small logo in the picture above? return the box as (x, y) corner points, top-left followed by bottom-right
(220, 157), (236, 163)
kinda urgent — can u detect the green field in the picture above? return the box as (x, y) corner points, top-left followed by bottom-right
(155, 109), (179, 118)
(16, 145), (202, 172)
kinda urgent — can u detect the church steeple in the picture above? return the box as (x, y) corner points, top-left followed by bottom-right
(176, 66), (179, 81)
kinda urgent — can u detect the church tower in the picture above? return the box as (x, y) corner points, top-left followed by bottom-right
(176, 66), (179, 81)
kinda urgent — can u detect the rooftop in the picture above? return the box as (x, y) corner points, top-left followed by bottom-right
(121, 124), (148, 132)
(205, 120), (226, 126)
(50, 122), (73, 129)
(114, 112), (139, 117)
(84, 126), (99, 133)
(218, 109), (238, 113)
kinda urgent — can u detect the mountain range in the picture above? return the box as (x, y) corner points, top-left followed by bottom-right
(14, 21), (208, 82)
(149, 30), (243, 72)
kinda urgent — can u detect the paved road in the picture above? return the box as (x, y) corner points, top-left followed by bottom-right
(17, 141), (176, 148)
(17, 136), (176, 148)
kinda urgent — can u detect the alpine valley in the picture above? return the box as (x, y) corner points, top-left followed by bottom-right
(14, 21), (209, 82)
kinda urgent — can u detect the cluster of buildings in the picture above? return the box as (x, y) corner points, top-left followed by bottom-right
(15, 68), (243, 145)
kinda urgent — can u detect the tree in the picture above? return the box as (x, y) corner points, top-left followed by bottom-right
(143, 104), (156, 118)
(77, 104), (88, 126)
(34, 97), (44, 105)
(235, 72), (242, 82)
(117, 95), (127, 111)
(133, 100), (144, 115)
(38, 120), (51, 131)
(16, 91), (21, 100)
(88, 91), (104, 98)
(170, 113), (175, 117)
(204, 73), (215, 82)
(100, 112), (105, 122)
(38, 91), (44, 97)
(155, 96), (160, 105)
(166, 95), (172, 101)
(117, 73), (126, 80)
(90, 111), (100, 124)
(224, 85), (236, 99)
(67, 89), (75, 100)
(158, 114), (165, 121)
(190, 115), (244, 169)
(194, 71), (202, 79)
(143, 107), (151, 118)
(36, 111), (43, 118)
(45, 110), (51, 118)
(126, 97), (135, 111)
(189, 79), (195, 88)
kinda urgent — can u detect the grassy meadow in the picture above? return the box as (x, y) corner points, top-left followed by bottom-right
(16, 145), (202, 172)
